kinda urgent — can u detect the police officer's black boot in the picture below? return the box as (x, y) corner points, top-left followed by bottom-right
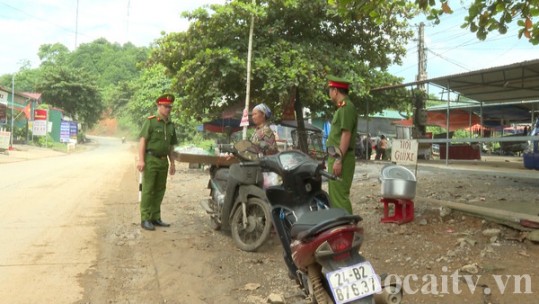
(141, 220), (155, 231)
(152, 219), (170, 227)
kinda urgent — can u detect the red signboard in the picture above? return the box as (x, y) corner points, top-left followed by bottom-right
(34, 109), (47, 120)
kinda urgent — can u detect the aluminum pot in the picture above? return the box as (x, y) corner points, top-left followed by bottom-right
(380, 178), (416, 199)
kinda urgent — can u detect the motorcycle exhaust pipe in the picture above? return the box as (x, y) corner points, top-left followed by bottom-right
(374, 283), (402, 304)
(374, 273), (402, 304)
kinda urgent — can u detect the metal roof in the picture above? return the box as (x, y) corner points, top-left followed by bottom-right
(372, 59), (539, 124)
(427, 101), (537, 124)
(427, 58), (539, 103)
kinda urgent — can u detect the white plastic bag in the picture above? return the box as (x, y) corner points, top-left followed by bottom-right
(262, 172), (280, 189)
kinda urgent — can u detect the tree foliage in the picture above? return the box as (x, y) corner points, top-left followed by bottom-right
(36, 66), (104, 130)
(151, 0), (415, 122)
(416, 0), (539, 44)
(0, 39), (150, 132)
(0, 60), (40, 93)
(122, 64), (203, 142)
(69, 39), (149, 89)
(124, 64), (172, 125)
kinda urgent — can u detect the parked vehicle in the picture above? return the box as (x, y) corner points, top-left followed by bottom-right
(239, 144), (401, 303)
(199, 141), (272, 252)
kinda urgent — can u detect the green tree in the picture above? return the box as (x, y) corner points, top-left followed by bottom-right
(333, 1), (539, 44)
(417, 0), (539, 44)
(67, 39), (149, 113)
(124, 64), (171, 125)
(122, 64), (203, 143)
(0, 61), (40, 92)
(151, 0), (415, 122)
(36, 66), (104, 130)
(69, 39), (149, 88)
(37, 43), (70, 66)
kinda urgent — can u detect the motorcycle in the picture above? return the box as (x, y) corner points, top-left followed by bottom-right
(199, 140), (273, 252)
(240, 144), (401, 304)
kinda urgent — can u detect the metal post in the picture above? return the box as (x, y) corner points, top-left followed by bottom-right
(365, 100), (369, 160)
(480, 102), (484, 138)
(10, 74), (15, 149)
(468, 110), (472, 138)
(45, 109), (49, 147)
(445, 83), (450, 166)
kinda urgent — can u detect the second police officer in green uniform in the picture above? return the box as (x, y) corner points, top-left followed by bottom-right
(137, 94), (178, 231)
(326, 76), (358, 214)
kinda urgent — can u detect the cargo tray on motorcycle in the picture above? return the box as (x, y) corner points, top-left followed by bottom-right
(174, 153), (239, 166)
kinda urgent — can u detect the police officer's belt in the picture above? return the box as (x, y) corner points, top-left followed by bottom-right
(146, 150), (168, 160)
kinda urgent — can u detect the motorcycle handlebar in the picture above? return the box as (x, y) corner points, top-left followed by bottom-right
(218, 144), (235, 153)
(320, 170), (339, 181)
(239, 161), (261, 167)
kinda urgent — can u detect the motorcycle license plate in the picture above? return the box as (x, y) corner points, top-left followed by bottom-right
(326, 261), (382, 304)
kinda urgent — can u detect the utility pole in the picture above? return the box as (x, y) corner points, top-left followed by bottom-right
(414, 22), (427, 138)
(417, 22), (427, 89)
(75, 0), (79, 48)
(126, 0), (131, 43)
(242, 0), (256, 140)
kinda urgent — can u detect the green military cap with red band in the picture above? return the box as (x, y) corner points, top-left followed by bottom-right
(328, 75), (352, 89)
(155, 94), (175, 105)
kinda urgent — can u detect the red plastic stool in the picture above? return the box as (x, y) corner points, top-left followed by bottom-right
(380, 198), (414, 224)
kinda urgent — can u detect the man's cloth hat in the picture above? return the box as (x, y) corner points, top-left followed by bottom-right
(328, 75), (351, 89)
(156, 94), (175, 105)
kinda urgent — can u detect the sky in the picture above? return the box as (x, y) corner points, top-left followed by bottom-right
(388, 5), (538, 85)
(0, 0), (225, 74)
(1, 1), (537, 88)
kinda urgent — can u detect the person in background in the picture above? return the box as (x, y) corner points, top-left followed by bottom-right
(251, 103), (279, 155)
(326, 75), (358, 214)
(375, 134), (388, 160)
(364, 133), (373, 160)
(137, 94), (178, 231)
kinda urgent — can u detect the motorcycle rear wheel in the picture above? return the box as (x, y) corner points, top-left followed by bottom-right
(230, 197), (272, 252)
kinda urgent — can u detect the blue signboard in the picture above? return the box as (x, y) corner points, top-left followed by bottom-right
(60, 121), (71, 143)
(60, 121), (78, 143)
(69, 121), (78, 141)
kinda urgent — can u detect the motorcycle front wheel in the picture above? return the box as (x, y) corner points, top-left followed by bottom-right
(230, 197), (272, 252)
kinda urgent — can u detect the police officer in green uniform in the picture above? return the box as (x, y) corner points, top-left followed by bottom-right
(326, 76), (358, 214)
(137, 94), (178, 231)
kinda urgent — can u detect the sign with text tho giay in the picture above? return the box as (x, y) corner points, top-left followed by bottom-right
(391, 139), (418, 165)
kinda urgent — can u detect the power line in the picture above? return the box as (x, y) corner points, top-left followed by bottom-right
(0, 2), (77, 36)
(427, 48), (471, 71)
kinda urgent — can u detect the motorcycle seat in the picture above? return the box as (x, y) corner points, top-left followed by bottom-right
(291, 209), (362, 240)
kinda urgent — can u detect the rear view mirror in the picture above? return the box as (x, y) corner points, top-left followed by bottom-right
(327, 146), (342, 160)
